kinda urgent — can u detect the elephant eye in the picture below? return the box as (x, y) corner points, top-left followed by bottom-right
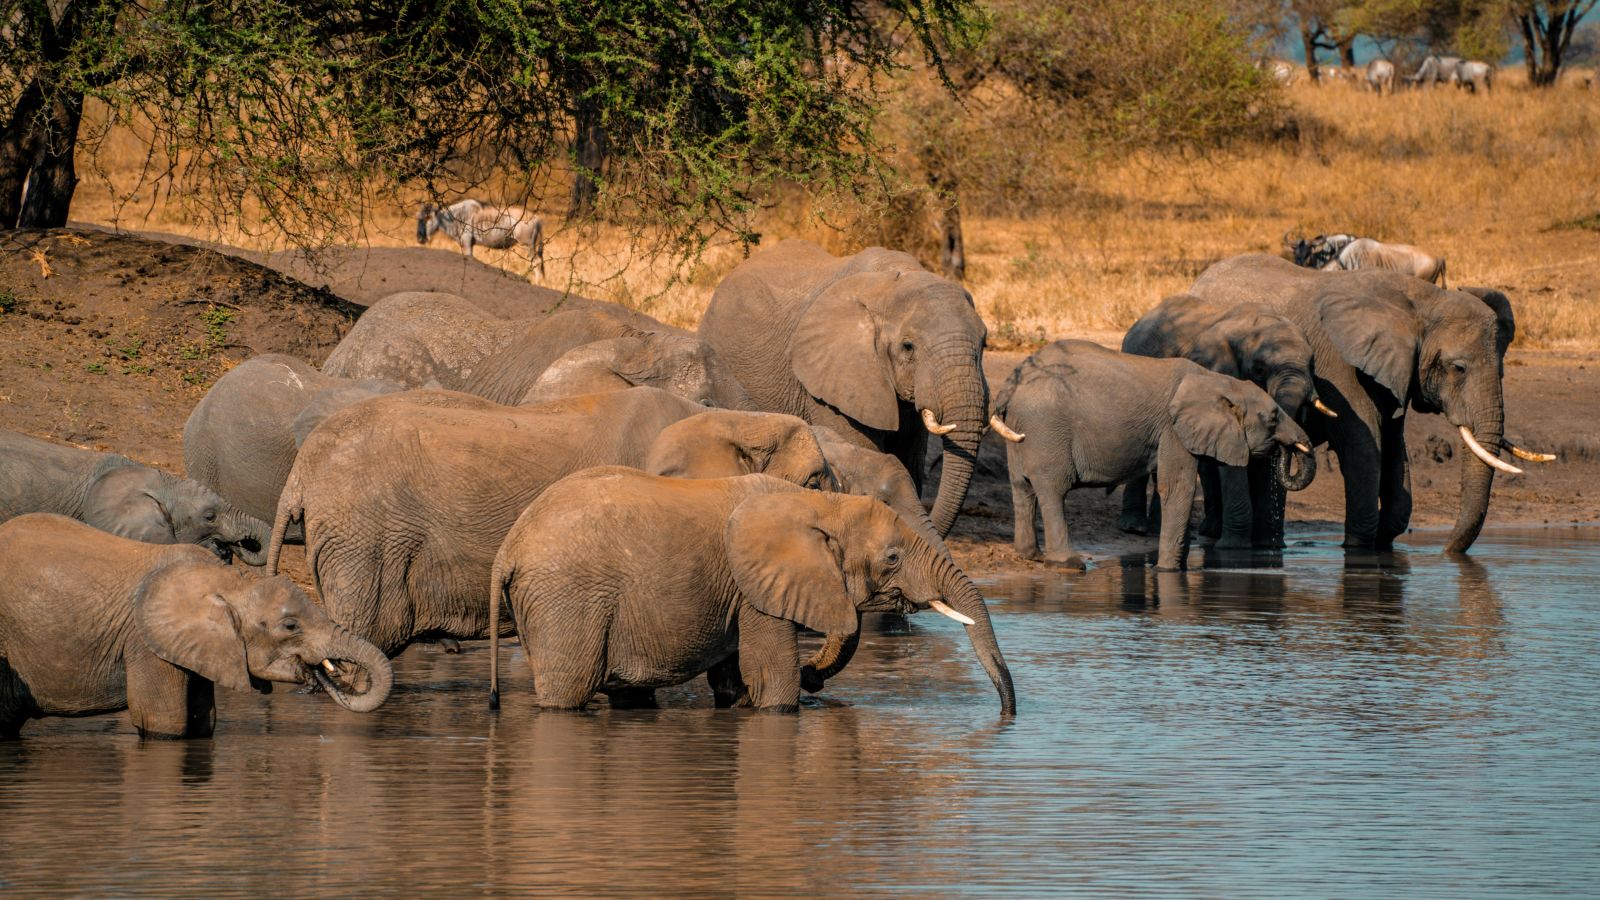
(884, 548), (902, 569)
(281, 618), (300, 633)
(1451, 360), (1468, 375)
(204, 510), (217, 522)
(901, 340), (914, 353)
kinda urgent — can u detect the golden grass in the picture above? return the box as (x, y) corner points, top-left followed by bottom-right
(66, 68), (1600, 349)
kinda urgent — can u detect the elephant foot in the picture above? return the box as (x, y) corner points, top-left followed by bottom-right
(1198, 520), (1222, 541)
(1014, 544), (1042, 562)
(1116, 513), (1150, 536)
(1214, 533), (1253, 551)
(1042, 553), (1088, 572)
(436, 637), (463, 654)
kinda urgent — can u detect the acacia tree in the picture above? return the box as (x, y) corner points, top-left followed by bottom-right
(1513, 0), (1599, 85)
(1290, 0), (1362, 79)
(0, 0), (984, 252)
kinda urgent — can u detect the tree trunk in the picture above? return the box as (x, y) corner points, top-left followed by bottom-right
(1299, 24), (1321, 82)
(0, 81), (46, 228)
(1339, 39), (1356, 70)
(568, 97), (606, 218)
(17, 87), (83, 228)
(925, 159), (964, 281)
(1519, 4), (1595, 89)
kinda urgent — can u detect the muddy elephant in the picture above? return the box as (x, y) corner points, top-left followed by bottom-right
(0, 429), (270, 565)
(268, 387), (829, 655)
(487, 468), (1015, 714)
(0, 514), (392, 739)
(1189, 254), (1549, 553)
(1120, 295), (1326, 547)
(183, 354), (401, 528)
(699, 240), (989, 537)
(321, 291), (653, 386)
(990, 340), (1313, 571)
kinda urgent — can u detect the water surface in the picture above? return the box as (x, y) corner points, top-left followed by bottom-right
(3, 528), (1598, 896)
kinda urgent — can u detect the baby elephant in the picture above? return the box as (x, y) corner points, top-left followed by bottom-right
(488, 468), (1015, 715)
(0, 514), (393, 739)
(990, 340), (1313, 571)
(0, 428), (271, 564)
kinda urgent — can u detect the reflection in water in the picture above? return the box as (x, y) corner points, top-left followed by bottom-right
(2, 530), (1597, 895)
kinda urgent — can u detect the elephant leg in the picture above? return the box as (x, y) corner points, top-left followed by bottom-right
(1377, 416), (1412, 550)
(0, 659), (30, 739)
(125, 649), (215, 739)
(1250, 458), (1287, 549)
(1155, 437), (1199, 571)
(1035, 475), (1084, 570)
(528, 609), (609, 710)
(1118, 475), (1151, 535)
(1198, 461), (1225, 541)
(602, 686), (659, 710)
(707, 654), (750, 708)
(1334, 428), (1383, 549)
(738, 609), (801, 713)
(1009, 459), (1041, 560)
(1214, 464), (1253, 549)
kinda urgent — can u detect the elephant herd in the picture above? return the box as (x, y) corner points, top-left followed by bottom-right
(0, 237), (1553, 739)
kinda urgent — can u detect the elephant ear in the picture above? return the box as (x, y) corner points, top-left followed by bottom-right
(134, 562), (254, 692)
(1316, 289), (1419, 403)
(791, 273), (900, 431)
(725, 492), (860, 637)
(1461, 287), (1515, 359)
(1170, 373), (1252, 467)
(1186, 325), (1242, 378)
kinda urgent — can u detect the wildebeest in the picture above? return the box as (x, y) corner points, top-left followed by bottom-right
(1366, 59), (1396, 95)
(1409, 55), (1463, 89)
(417, 199), (545, 275)
(1288, 233), (1447, 287)
(1452, 60), (1493, 93)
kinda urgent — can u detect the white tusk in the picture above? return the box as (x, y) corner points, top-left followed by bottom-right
(929, 600), (976, 626)
(1293, 442), (1311, 454)
(1503, 441), (1556, 463)
(1459, 426), (1523, 475)
(989, 414), (1026, 443)
(1313, 398), (1339, 418)
(921, 408), (957, 435)
(322, 659), (338, 675)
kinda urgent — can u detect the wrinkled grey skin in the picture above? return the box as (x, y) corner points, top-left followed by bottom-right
(183, 354), (401, 529)
(1120, 295), (1320, 547)
(0, 514), (392, 739)
(699, 240), (990, 538)
(487, 469), (1014, 715)
(268, 386), (830, 656)
(0, 429), (270, 565)
(1190, 254), (1518, 553)
(456, 307), (678, 402)
(991, 341), (1312, 571)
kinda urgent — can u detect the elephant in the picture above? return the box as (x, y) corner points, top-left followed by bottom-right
(486, 468), (1015, 714)
(1120, 295), (1325, 546)
(0, 428), (271, 565)
(0, 513), (392, 739)
(183, 354), (402, 528)
(457, 307), (753, 408)
(988, 340), (1314, 571)
(699, 240), (990, 538)
(1188, 253), (1551, 552)
(267, 386), (830, 655)
(321, 291), (654, 386)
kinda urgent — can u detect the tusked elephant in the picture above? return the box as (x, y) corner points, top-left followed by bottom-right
(1188, 254), (1552, 552)
(699, 240), (990, 537)
(268, 386), (830, 656)
(487, 468), (1015, 714)
(183, 354), (402, 529)
(0, 514), (392, 739)
(1120, 295), (1325, 547)
(989, 340), (1313, 571)
(0, 428), (271, 565)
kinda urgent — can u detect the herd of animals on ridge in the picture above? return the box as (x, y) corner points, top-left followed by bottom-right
(1263, 52), (1501, 94)
(0, 196), (1560, 738)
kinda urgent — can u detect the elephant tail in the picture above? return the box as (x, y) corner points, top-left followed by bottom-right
(488, 553), (512, 711)
(265, 469), (305, 577)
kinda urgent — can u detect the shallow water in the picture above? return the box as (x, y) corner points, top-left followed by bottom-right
(3, 528), (1599, 896)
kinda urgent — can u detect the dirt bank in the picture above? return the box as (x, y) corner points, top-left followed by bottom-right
(3, 228), (1595, 580)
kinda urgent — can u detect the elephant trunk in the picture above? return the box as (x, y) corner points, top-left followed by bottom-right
(221, 506), (271, 567)
(801, 628), (861, 692)
(311, 625), (394, 713)
(1276, 443), (1317, 491)
(918, 542), (1016, 716)
(925, 343), (986, 538)
(1446, 394), (1505, 554)
(1265, 370), (1314, 422)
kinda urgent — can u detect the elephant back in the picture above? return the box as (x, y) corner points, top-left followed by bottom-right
(321, 292), (512, 386)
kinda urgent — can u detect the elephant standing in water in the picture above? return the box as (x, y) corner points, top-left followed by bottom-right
(183, 354), (402, 528)
(269, 387), (830, 655)
(699, 240), (990, 537)
(989, 341), (1313, 571)
(0, 429), (271, 565)
(0, 514), (392, 738)
(1121, 295), (1326, 547)
(487, 468), (1015, 714)
(1189, 254), (1551, 552)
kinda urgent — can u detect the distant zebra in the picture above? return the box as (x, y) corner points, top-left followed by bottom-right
(1290, 233), (1447, 287)
(417, 199), (545, 276)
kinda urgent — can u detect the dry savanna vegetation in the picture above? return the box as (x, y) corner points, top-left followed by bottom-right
(67, 67), (1600, 350)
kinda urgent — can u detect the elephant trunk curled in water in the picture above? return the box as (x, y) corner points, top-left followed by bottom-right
(0, 514), (391, 739)
(0, 428), (271, 565)
(487, 468), (1015, 715)
(698, 240), (990, 538)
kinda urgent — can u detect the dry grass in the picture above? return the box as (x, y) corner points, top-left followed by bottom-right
(66, 67), (1600, 348)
